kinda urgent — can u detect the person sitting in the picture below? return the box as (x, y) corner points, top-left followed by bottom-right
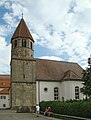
(44, 107), (48, 116)
(47, 107), (52, 117)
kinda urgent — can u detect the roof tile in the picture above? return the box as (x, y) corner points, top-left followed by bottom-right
(11, 18), (34, 42)
(0, 88), (9, 94)
(36, 59), (83, 81)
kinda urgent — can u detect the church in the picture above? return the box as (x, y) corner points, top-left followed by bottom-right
(10, 18), (84, 112)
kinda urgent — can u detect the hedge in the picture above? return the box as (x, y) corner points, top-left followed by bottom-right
(39, 100), (91, 118)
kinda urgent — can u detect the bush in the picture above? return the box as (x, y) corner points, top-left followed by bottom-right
(39, 100), (91, 118)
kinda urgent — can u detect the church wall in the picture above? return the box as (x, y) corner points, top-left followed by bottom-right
(71, 81), (83, 100)
(36, 80), (84, 103)
(61, 81), (83, 100)
(60, 81), (71, 100)
(36, 81), (61, 103)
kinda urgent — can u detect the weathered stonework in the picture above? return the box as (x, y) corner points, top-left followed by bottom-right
(11, 59), (36, 83)
(10, 18), (36, 112)
(11, 38), (34, 59)
(11, 59), (36, 112)
(11, 82), (36, 112)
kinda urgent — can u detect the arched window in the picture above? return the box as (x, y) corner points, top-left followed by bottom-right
(14, 40), (17, 48)
(75, 86), (79, 100)
(54, 87), (59, 100)
(22, 39), (26, 47)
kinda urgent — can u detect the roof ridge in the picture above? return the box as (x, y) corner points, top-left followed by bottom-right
(36, 58), (78, 64)
(0, 74), (10, 76)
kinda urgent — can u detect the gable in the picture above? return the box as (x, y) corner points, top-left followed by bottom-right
(62, 70), (82, 80)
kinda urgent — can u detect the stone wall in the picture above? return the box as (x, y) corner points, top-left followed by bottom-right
(11, 59), (36, 82)
(11, 59), (36, 112)
(11, 82), (36, 112)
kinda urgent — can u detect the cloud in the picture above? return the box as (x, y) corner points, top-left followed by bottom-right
(39, 56), (62, 61)
(0, 36), (11, 74)
(3, 12), (15, 25)
(0, 0), (91, 74)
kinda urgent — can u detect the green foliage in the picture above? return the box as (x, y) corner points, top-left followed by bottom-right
(40, 100), (91, 118)
(81, 66), (91, 98)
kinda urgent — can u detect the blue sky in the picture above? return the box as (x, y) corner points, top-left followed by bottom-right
(0, 0), (91, 74)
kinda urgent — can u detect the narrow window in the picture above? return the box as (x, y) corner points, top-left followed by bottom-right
(14, 40), (17, 48)
(12, 42), (14, 48)
(22, 40), (26, 47)
(3, 104), (6, 107)
(75, 86), (79, 100)
(54, 87), (59, 100)
(31, 42), (32, 49)
(23, 74), (25, 79)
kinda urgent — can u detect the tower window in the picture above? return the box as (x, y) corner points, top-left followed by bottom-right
(14, 40), (17, 48)
(23, 74), (25, 79)
(22, 40), (26, 47)
(12, 42), (14, 48)
(31, 42), (32, 49)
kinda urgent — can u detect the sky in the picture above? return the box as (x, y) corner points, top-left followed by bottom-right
(0, 0), (91, 74)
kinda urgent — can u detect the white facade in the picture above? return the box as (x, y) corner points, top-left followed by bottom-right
(60, 81), (83, 100)
(0, 94), (10, 109)
(36, 80), (84, 104)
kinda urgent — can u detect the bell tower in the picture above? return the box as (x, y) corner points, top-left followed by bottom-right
(11, 18), (36, 112)
(11, 18), (34, 59)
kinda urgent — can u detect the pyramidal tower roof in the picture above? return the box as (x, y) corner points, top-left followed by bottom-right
(11, 18), (34, 42)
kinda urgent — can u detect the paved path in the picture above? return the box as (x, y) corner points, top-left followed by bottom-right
(0, 110), (61, 120)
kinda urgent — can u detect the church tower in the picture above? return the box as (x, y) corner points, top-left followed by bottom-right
(10, 18), (36, 112)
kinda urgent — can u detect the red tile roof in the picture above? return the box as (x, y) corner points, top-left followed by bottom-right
(11, 18), (34, 42)
(0, 88), (9, 94)
(0, 75), (10, 88)
(36, 59), (83, 81)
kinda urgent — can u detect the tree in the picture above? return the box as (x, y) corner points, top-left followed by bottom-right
(81, 56), (91, 99)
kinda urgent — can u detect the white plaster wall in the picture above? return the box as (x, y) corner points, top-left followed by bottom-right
(0, 94), (10, 109)
(36, 80), (84, 103)
(36, 81), (61, 103)
(61, 81), (84, 100)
